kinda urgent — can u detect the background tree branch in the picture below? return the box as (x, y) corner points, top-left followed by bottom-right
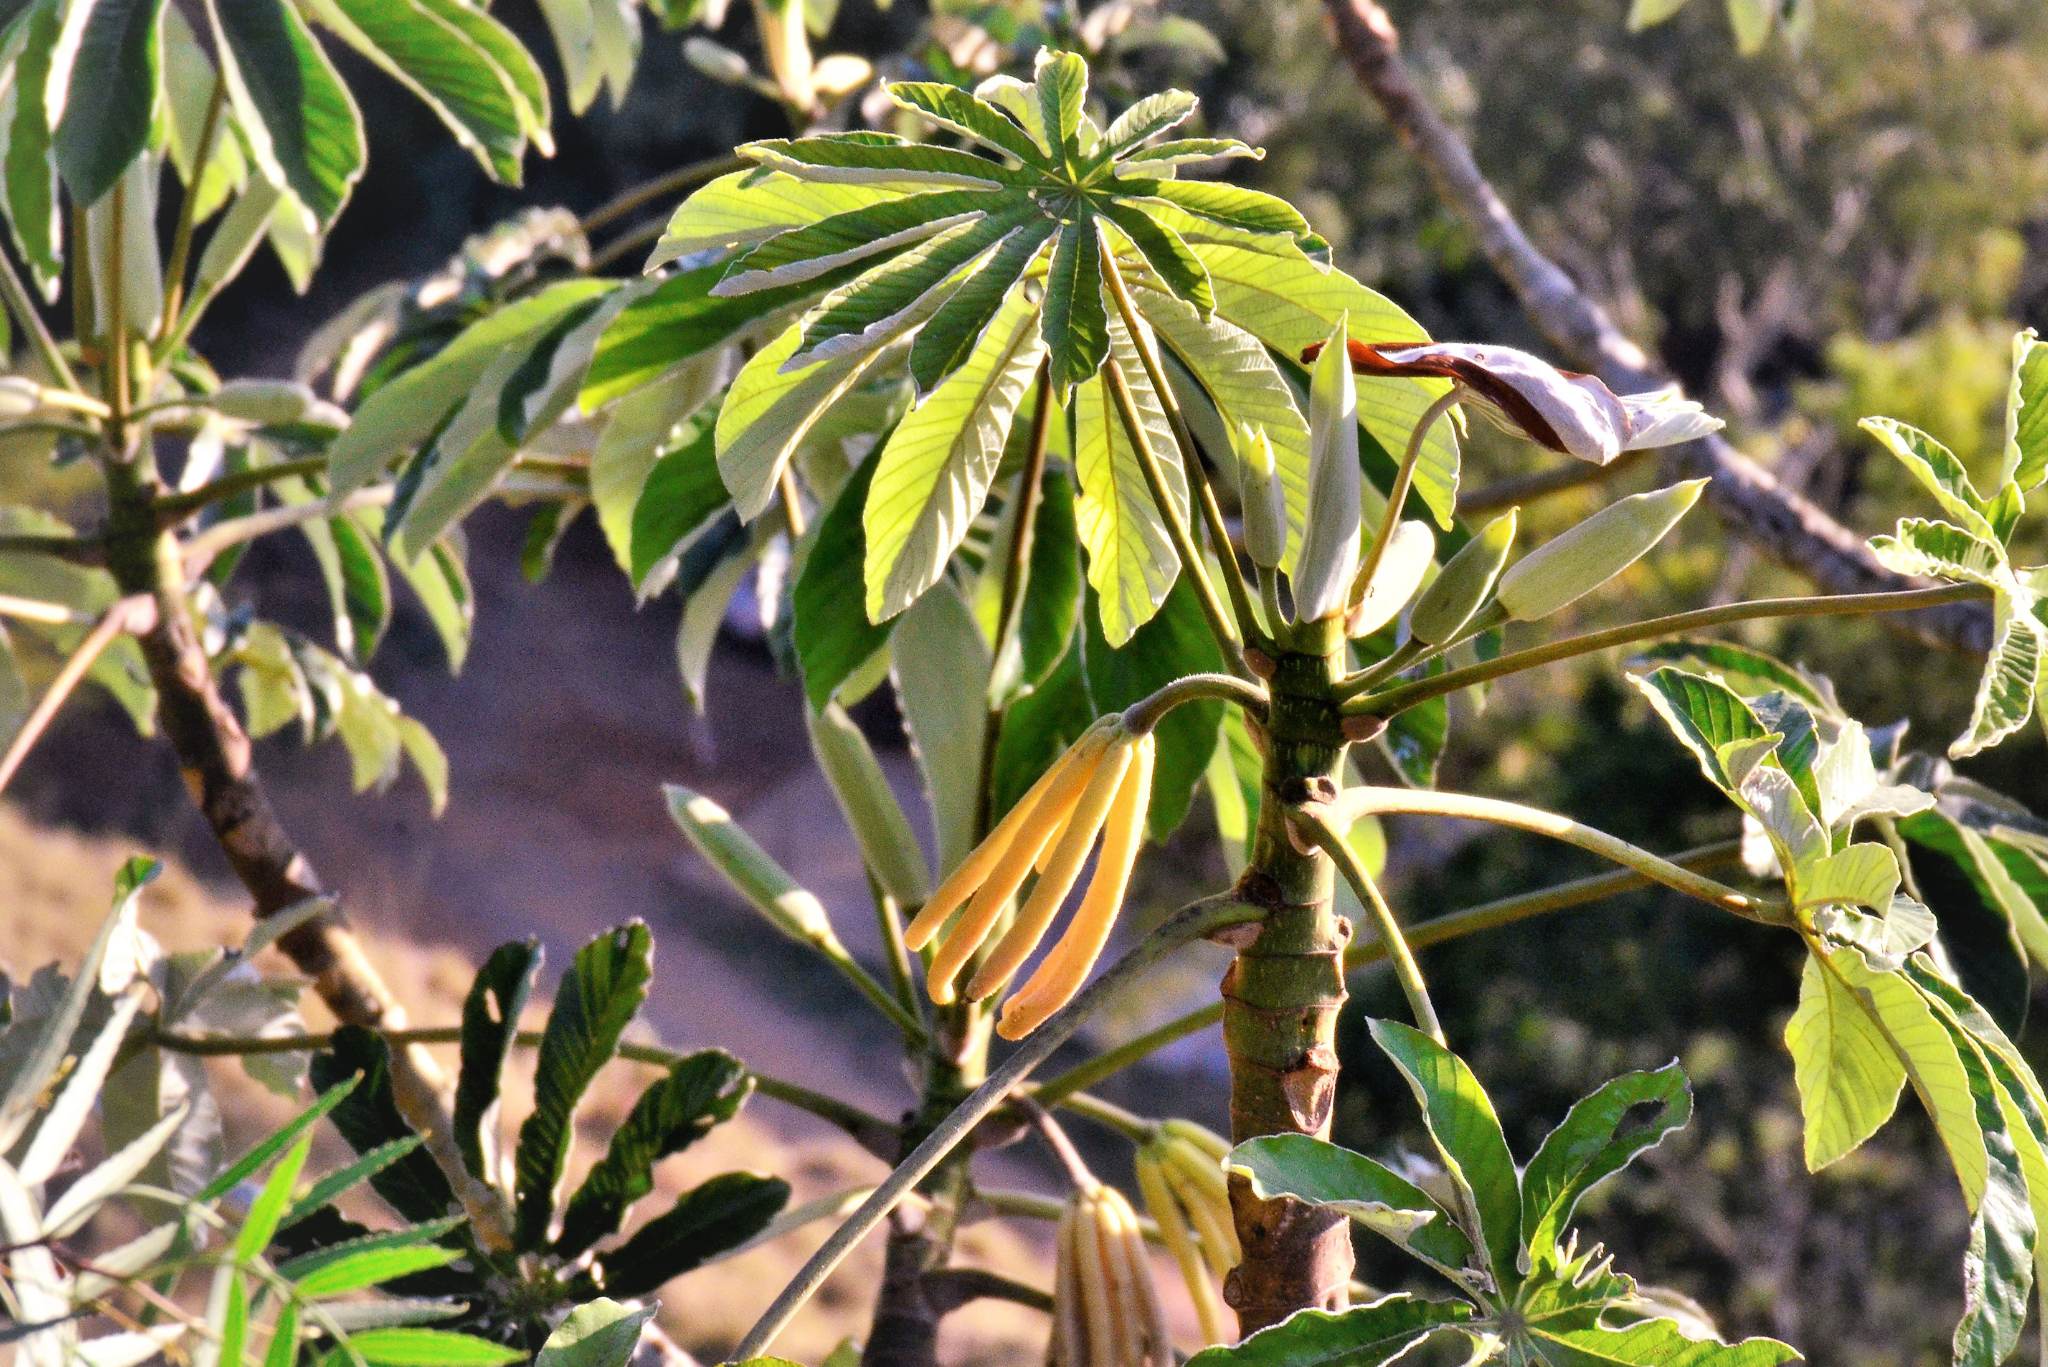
(1318, 0), (1993, 653)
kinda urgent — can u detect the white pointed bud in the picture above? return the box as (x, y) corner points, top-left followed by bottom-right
(210, 379), (316, 426)
(0, 378), (43, 419)
(1293, 314), (1361, 622)
(1238, 422), (1288, 570)
(1347, 519), (1434, 638)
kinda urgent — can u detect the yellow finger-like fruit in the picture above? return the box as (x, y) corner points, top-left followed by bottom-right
(1135, 1149), (1227, 1347)
(998, 735), (1155, 1039)
(903, 720), (1111, 951)
(923, 728), (1113, 1002)
(968, 740), (1134, 1000)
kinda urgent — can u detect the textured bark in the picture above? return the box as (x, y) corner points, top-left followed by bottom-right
(862, 1043), (980, 1367)
(1320, 0), (1992, 654)
(101, 458), (507, 1244)
(1223, 639), (1355, 1333)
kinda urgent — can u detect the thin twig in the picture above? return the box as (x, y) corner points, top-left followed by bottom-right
(0, 594), (90, 626)
(154, 457), (328, 522)
(1349, 388), (1460, 608)
(578, 153), (752, 237)
(0, 595), (156, 794)
(179, 487), (396, 577)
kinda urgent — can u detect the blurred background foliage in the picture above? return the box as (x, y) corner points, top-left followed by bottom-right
(10, 0), (2048, 1361)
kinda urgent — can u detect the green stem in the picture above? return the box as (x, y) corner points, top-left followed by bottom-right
(1290, 806), (1443, 1043)
(867, 875), (925, 1030)
(0, 244), (76, 393)
(154, 457), (328, 521)
(577, 153), (752, 236)
(1032, 838), (1744, 1103)
(1099, 254), (1264, 650)
(728, 893), (1262, 1361)
(1348, 388), (1460, 609)
(159, 75), (227, 333)
(104, 178), (132, 455)
(1103, 355), (1247, 673)
(1343, 583), (1992, 715)
(1121, 672), (1267, 733)
(179, 487), (397, 578)
(1320, 788), (1779, 922)
(1051, 1090), (1152, 1142)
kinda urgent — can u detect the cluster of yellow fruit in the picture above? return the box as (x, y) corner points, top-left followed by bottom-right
(903, 717), (1157, 1039)
(1051, 1182), (1171, 1367)
(1134, 1121), (1240, 1348)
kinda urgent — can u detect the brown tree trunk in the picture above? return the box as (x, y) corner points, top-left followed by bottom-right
(1223, 634), (1355, 1334)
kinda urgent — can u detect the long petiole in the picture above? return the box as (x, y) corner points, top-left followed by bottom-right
(1121, 671), (1268, 733)
(1345, 582), (1992, 718)
(0, 595), (157, 795)
(1348, 387), (1461, 609)
(1290, 805), (1444, 1043)
(1321, 787), (1781, 922)
(159, 75), (227, 332)
(1099, 254), (1265, 650)
(1031, 838), (1745, 1104)
(578, 153), (752, 236)
(153, 457), (329, 521)
(1103, 356), (1248, 675)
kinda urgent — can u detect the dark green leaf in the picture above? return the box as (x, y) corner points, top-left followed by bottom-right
(308, 1027), (459, 1224)
(593, 1171), (788, 1298)
(514, 922), (654, 1248)
(1227, 1133), (1473, 1277)
(794, 451), (892, 710)
(908, 216), (1057, 393)
(196, 1077), (359, 1203)
(1369, 1018), (1523, 1289)
(888, 81), (1048, 167)
(208, 0), (366, 226)
(1520, 1062), (1692, 1265)
(1081, 573), (1225, 840)
(453, 939), (540, 1183)
(1097, 200), (1212, 316)
(990, 636), (1095, 818)
(554, 1049), (751, 1258)
(1041, 216), (1109, 396)
(4, 0), (63, 288)
(720, 188), (1006, 292)
(49, 0), (162, 205)
(1000, 462), (1081, 703)
(629, 408), (727, 592)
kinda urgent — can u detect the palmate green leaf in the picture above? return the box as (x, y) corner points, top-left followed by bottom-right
(1098, 200), (1212, 316)
(206, 0), (365, 227)
(590, 362), (721, 576)
(1117, 177), (1310, 240)
(584, 260), (834, 412)
(716, 320), (892, 521)
(1795, 843), (1901, 913)
(887, 80), (1050, 168)
(1786, 951), (1906, 1171)
(1226, 1132), (1473, 1275)
(592, 1170), (790, 1298)
(796, 207), (1037, 364)
(908, 216), (1057, 392)
(514, 922), (655, 1248)
(1185, 1293), (1475, 1366)
(2001, 328), (2048, 496)
(291, 1242), (463, 1299)
(47, 0), (161, 206)
(1906, 814), (2048, 972)
(1033, 47), (1088, 166)
(742, 132), (1030, 190)
(1861, 417), (2009, 545)
(1095, 90), (1197, 165)
(716, 189), (1001, 294)
(992, 462), (1083, 705)
(1527, 1320), (1799, 1366)
(1628, 665), (1776, 797)
(1122, 137), (1262, 171)
(648, 171), (908, 272)
(1071, 309), (1188, 645)
(3, 0), (63, 290)
(864, 273), (1044, 623)
(1369, 1019), (1523, 1288)
(303, 0), (532, 182)
(453, 938), (540, 1183)
(281, 1136), (426, 1231)
(555, 1049), (751, 1258)
(1043, 215), (1110, 397)
(1521, 1062), (1692, 1267)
